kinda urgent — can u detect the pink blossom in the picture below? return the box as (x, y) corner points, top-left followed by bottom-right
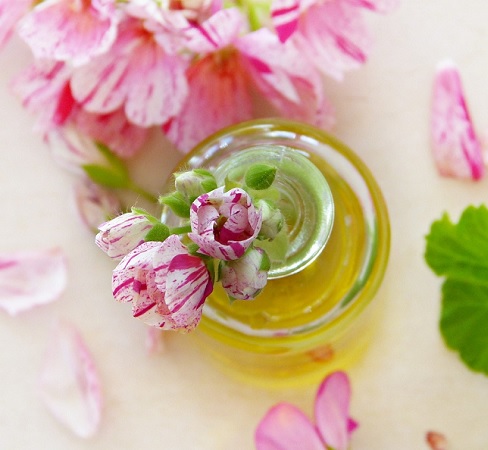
(18, 0), (117, 66)
(431, 60), (484, 180)
(165, 8), (331, 152)
(271, 0), (397, 80)
(0, 248), (67, 316)
(189, 187), (262, 261)
(255, 371), (358, 450)
(112, 236), (213, 331)
(39, 320), (102, 438)
(0, 0), (33, 49)
(96, 212), (153, 260)
(220, 247), (269, 300)
(70, 16), (189, 127)
(73, 178), (120, 233)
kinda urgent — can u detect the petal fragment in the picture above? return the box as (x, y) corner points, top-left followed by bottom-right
(431, 60), (484, 180)
(0, 248), (67, 316)
(39, 320), (103, 438)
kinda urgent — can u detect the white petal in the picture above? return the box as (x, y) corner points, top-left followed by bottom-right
(0, 248), (67, 316)
(39, 320), (103, 438)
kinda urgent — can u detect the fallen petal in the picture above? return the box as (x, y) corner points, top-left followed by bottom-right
(426, 431), (448, 450)
(255, 403), (324, 450)
(314, 371), (355, 450)
(39, 320), (103, 438)
(431, 60), (484, 180)
(0, 248), (67, 316)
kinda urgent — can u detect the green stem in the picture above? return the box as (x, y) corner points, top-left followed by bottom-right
(127, 182), (159, 204)
(170, 225), (192, 235)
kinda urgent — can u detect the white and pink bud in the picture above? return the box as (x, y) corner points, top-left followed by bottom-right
(220, 246), (269, 300)
(95, 212), (152, 260)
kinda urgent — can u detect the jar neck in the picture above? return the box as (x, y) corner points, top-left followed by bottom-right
(213, 145), (334, 279)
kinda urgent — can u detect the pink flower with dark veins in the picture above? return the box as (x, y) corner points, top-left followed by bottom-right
(271, 0), (398, 80)
(188, 187), (262, 261)
(112, 236), (213, 331)
(18, 0), (118, 66)
(70, 14), (189, 127)
(164, 7), (332, 152)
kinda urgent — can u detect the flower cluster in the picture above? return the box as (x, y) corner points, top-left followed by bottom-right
(95, 164), (283, 331)
(1, 0), (396, 159)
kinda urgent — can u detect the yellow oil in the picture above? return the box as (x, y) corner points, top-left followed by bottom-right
(194, 152), (385, 388)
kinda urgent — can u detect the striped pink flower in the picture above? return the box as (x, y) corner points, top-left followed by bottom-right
(112, 236), (213, 331)
(96, 212), (152, 260)
(18, 0), (117, 66)
(189, 187), (262, 261)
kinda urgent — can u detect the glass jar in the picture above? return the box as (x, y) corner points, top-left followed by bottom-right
(163, 118), (390, 387)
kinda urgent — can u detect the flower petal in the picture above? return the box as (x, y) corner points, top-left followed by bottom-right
(255, 403), (324, 450)
(39, 320), (102, 438)
(0, 248), (67, 316)
(314, 371), (355, 450)
(270, 0), (300, 43)
(0, 0), (32, 49)
(426, 431), (448, 450)
(431, 60), (484, 180)
(72, 178), (120, 233)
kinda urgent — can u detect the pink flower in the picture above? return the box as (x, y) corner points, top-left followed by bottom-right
(112, 236), (213, 331)
(96, 212), (153, 260)
(431, 60), (484, 180)
(0, 248), (67, 316)
(39, 320), (103, 438)
(164, 8), (332, 152)
(255, 371), (358, 450)
(271, 0), (397, 80)
(70, 16), (189, 127)
(18, 0), (117, 66)
(0, 0), (33, 50)
(189, 187), (262, 261)
(220, 247), (269, 300)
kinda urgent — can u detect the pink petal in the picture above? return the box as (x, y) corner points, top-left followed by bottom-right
(18, 0), (117, 66)
(145, 326), (166, 355)
(163, 50), (252, 152)
(431, 60), (484, 180)
(72, 178), (120, 233)
(315, 371), (355, 450)
(255, 403), (324, 450)
(270, 0), (300, 43)
(0, 248), (67, 316)
(344, 0), (399, 13)
(0, 0), (32, 49)
(39, 320), (102, 438)
(426, 431), (448, 450)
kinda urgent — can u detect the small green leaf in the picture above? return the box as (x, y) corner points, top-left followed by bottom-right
(144, 223), (170, 242)
(95, 142), (128, 176)
(259, 250), (271, 272)
(159, 191), (190, 218)
(82, 164), (129, 188)
(131, 207), (161, 225)
(425, 204), (488, 375)
(244, 164), (277, 190)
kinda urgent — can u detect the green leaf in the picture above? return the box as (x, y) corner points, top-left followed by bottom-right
(425, 205), (488, 286)
(159, 191), (190, 218)
(95, 142), (128, 175)
(82, 164), (129, 189)
(244, 164), (277, 190)
(440, 279), (488, 374)
(425, 204), (488, 375)
(144, 223), (170, 242)
(131, 207), (161, 225)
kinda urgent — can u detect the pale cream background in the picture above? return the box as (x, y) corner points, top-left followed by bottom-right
(2, 0), (488, 448)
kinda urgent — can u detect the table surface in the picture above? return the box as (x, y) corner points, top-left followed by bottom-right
(2, 1), (488, 449)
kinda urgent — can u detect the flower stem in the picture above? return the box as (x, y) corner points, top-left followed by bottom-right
(170, 225), (192, 235)
(127, 181), (159, 204)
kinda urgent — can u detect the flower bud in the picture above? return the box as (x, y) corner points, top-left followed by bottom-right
(174, 169), (217, 202)
(256, 199), (284, 240)
(95, 213), (152, 259)
(220, 247), (269, 300)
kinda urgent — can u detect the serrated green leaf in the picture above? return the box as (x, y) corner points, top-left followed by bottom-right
(425, 205), (488, 285)
(82, 164), (129, 188)
(440, 278), (488, 375)
(144, 223), (170, 242)
(425, 204), (488, 375)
